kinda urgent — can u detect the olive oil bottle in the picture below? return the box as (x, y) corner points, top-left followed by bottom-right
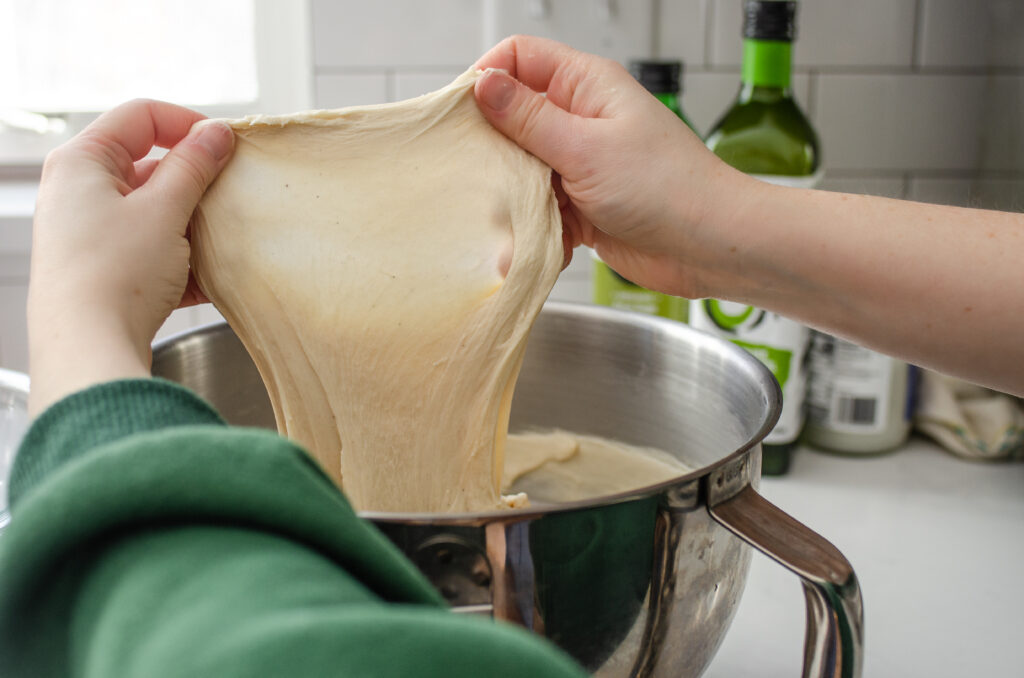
(592, 60), (694, 323)
(689, 0), (821, 475)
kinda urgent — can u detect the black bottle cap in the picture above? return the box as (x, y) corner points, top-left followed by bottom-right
(743, 0), (797, 42)
(628, 60), (683, 95)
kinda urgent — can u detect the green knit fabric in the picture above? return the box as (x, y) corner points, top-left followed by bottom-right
(0, 379), (586, 678)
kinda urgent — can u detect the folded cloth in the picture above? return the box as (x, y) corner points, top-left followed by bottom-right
(913, 370), (1024, 460)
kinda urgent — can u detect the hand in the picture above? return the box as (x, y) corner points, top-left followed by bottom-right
(473, 35), (748, 297)
(476, 37), (1024, 398)
(28, 99), (234, 415)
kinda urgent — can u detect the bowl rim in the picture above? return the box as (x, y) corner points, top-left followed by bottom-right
(152, 302), (783, 524)
(0, 368), (30, 396)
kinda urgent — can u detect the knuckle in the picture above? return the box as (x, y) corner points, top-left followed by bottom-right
(52, 130), (134, 178)
(124, 97), (157, 112)
(603, 57), (630, 77)
(167, 152), (212, 198)
(516, 95), (548, 145)
(40, 143), (70, 176)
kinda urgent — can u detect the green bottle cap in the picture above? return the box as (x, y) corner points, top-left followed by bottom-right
(628, 60), (683, 95)
(743, 0), (797, 42)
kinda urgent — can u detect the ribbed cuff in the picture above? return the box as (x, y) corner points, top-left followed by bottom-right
(9, 378), (225, 506)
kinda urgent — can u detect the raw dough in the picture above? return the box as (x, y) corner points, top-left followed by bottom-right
(191, 69), (562, 513)
(503, 431), (688, 504)
(502, 430), (580, 483)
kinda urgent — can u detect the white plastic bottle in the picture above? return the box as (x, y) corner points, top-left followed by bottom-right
(688, 300), (811, 475)
(804, 332), (918, 454)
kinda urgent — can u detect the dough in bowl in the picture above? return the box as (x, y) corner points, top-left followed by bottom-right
(191, 69), (562, 513)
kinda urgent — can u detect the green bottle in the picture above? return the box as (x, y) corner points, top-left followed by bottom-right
(630, 60), (696, 132)
(690, 0), (821, 476)
(592, 60), (694, 323)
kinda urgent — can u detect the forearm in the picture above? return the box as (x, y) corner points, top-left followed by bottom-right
(27, 291), (150, 417)
(709, 179), (1024, 395)
(2, 382), (584, 678)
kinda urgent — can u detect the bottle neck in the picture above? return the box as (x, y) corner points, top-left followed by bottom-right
(741, 39), (792, 91)
(653, 91), (680, 110)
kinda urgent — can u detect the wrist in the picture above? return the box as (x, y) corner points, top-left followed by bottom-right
(679, 164), (769, 299)
(28, 302), (151, 416)
(29, 276), (159, 356)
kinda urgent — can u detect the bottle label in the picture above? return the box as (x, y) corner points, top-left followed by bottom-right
(689, 299), (810, 445)
(685, 171), (821, 445)
(807, 333), (897, 435)
(592, 254), (687, 322)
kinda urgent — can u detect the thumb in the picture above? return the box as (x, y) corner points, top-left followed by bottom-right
(142, 120), (235, 212)
(474, 69), (578, 172)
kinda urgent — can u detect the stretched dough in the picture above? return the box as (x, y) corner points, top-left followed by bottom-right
(191, 70), (562, 513)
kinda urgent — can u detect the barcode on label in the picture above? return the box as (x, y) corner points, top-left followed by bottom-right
(837, 397), (877, 425)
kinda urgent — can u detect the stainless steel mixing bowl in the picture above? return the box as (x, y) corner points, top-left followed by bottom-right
(152, 302), (862, 678)
(0, 368), (30, 533)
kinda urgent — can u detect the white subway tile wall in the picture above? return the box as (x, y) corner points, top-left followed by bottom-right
(711, 0), (918, 68)
(483, 0), (654, 64)
(655, 0), (706, 66)
(312, 0), (484, 68)
(816, 74), (990, 171)
(393, 70), (465, 100)
(315, 73), (390, 108)
(917, 0), (1024, 69)
(0, 182), (34, 373)
(1, 0), (1022, 372)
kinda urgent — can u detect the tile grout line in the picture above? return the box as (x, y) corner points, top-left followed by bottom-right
(650, 0), (662, 59)
(911, 0), (924, 72)
(703, 0), (715, 69)
(806, 68), (818, 121)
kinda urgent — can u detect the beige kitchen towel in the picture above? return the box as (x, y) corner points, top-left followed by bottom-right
(913, 370), (1024, 460)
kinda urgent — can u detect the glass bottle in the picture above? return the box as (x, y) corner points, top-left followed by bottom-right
(592, 60), (694, 323)
(689, 0), (820, 476)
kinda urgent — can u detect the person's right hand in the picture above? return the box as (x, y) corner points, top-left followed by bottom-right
(473, 35), (749, 299)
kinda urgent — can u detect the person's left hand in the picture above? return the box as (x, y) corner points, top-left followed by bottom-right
(28, 99), (234, 415)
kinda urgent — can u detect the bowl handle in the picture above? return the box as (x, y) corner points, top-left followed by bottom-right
(709, 483), (864, 678)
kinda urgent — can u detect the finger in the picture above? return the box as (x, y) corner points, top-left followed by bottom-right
(561, 201), (587, 254)
(476, 36), (607, 113)
(130, 158), (160, 189)
(83, 99), (207, 162)
(473, 35), (580, 96)
(137, 120), (234, 219)
(551, 171), (571, 209)
(474, 69), (580, 172)
(562, 228), (574, 270)
(49, 100), (207, 187)
(552, 174), (577, 267)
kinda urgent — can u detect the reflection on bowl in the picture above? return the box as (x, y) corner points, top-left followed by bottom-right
(0, 368), (30, 532)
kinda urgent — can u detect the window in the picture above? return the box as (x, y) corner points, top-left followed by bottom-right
(0, 0), (311, 165)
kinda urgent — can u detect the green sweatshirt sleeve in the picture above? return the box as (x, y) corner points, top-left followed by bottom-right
(0, 379), (586, 678)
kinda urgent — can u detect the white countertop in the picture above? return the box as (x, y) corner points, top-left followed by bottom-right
(702, 436), (1024, 677)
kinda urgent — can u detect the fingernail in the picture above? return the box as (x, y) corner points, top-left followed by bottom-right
(193, 121), (234, 162)
(479, 69), (517, 111)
